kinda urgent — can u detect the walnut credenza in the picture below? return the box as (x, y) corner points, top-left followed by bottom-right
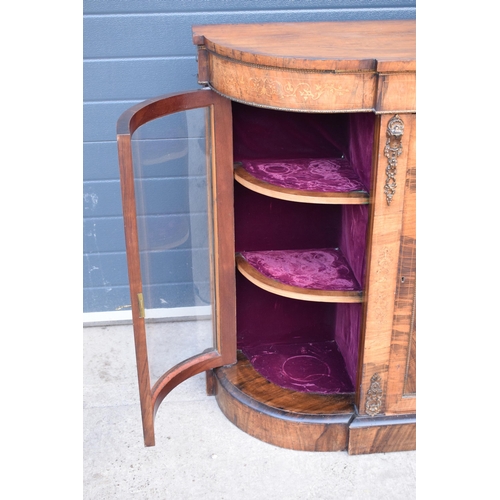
(117, 20), (416, 454)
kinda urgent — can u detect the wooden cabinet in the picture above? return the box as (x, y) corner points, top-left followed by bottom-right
(117, 20), (416, 454)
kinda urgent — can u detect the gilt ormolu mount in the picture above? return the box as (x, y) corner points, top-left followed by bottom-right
(384, 114), (405, 205)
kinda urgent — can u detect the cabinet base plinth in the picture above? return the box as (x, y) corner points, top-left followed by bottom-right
(348, 414), (416, 455)
(213, 353), (356, 451)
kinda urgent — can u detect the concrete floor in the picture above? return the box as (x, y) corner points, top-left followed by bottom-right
(83, 323), (416, 499)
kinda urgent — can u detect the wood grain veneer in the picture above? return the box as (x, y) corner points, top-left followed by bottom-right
(348, 415), (416, 455)
(384, 115), (416, 413)
(193, 20), (415, 112)
(193, 21), (416, 72)
(356, 113), (416, 417)
(213, 352), (356, 451)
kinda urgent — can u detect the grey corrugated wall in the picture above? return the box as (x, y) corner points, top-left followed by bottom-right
(83, 0), (416, 318)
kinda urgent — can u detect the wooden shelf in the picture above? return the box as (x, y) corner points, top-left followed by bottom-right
(241, 340), (354, 394)
(234, 160), (369, 204)
(236, 249), (363, 303)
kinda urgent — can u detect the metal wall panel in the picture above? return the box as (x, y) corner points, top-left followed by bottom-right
(83, 0), (416, 314)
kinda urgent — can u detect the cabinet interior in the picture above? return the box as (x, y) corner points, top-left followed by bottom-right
(232, 102), (376, 394)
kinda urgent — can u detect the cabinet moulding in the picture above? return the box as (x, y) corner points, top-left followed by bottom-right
(209, 83), (375, 113)
(208, 50), (375, 75)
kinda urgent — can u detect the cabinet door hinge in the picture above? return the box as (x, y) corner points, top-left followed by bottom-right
(137, 293), (145, 318)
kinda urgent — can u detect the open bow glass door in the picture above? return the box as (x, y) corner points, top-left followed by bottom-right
(117, 90), (235, 446)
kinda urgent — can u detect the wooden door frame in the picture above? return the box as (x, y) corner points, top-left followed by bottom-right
(116, 89), (236, 446)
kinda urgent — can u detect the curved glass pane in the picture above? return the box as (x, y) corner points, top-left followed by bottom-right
(131, 107), (214, 385)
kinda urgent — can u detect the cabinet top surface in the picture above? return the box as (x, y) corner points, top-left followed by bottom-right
(192, 20), (415, 73)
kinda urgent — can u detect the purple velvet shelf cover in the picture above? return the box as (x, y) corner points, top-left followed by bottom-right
(238, 157), (367, 193)
(239, 248), (361, 291)
(242, 341), (354, 394)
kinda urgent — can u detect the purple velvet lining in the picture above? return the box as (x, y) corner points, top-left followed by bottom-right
(231, 103), (376, 393)
(239, 157), (366, 193)
(232, 102), (348, 161)
(339, 204), (369, 288)
(241, 341), (354, 394)
(335, 206), (369, 386)
(348, 113), (376, 191)
(234, 183), (341, 252)
(236, 273), (336, 348)
(334, 303), (362, 387)
(240, 248), (361, 291)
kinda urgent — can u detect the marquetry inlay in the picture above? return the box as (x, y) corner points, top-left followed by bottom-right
(208, 52), (377, 112)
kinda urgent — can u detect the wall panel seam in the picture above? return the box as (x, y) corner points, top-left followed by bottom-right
(83, 8), (414, 19)
(84, 56), (195, 62)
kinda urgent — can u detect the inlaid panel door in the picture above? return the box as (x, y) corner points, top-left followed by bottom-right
(384, 114), (416, 414)
(357, 113), (416, 417)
